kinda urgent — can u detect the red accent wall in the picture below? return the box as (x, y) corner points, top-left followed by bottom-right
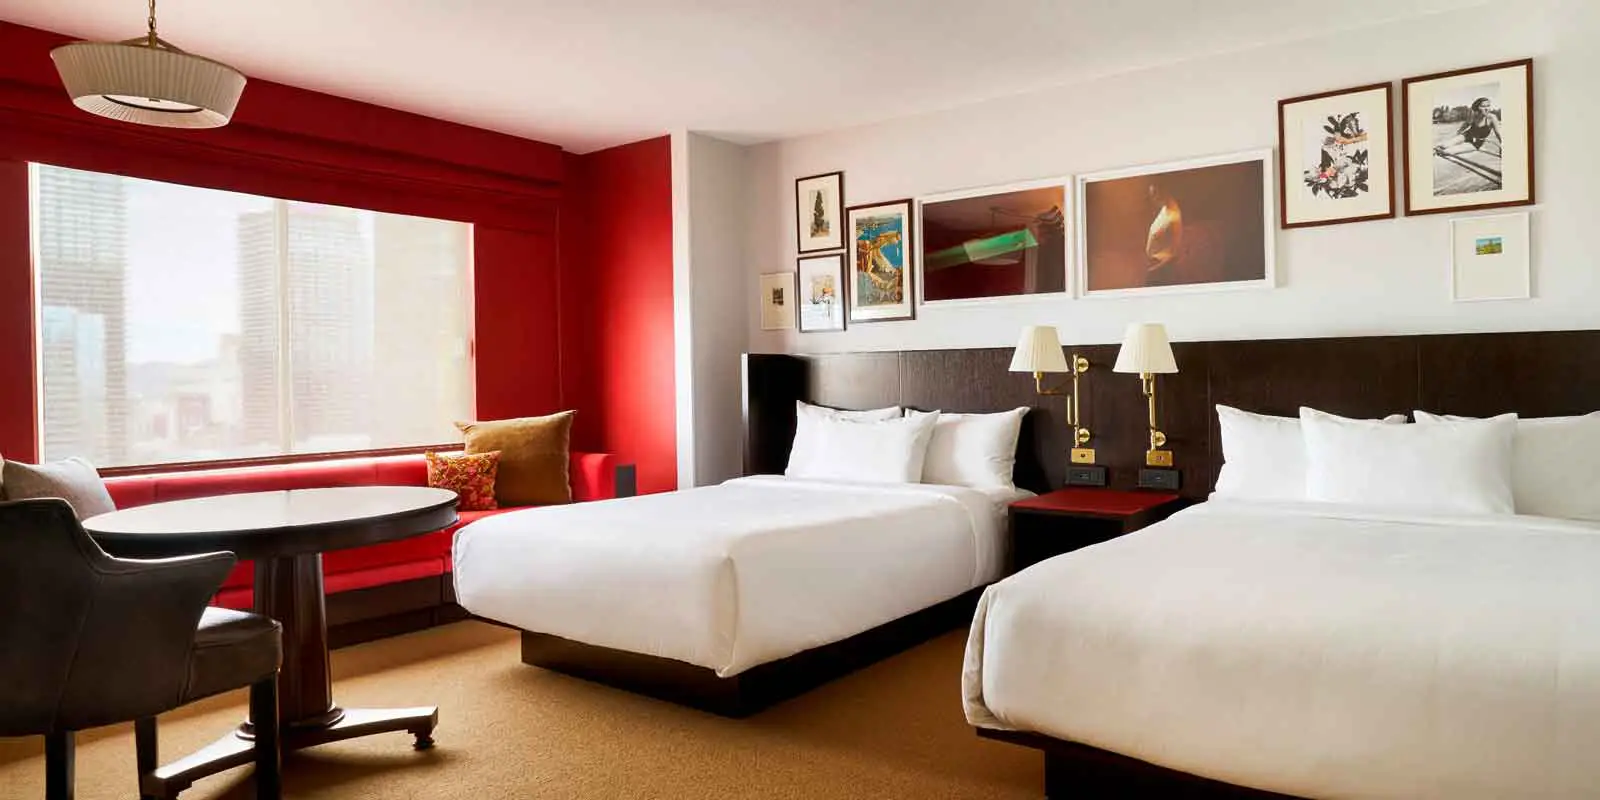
(559, 137), (677, 494)
(0, 22), (574, 462)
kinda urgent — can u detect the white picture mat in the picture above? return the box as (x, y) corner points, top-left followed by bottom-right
(1406, 62), (1532, 212)
(1451, 212), (1531, 302)
(1281, 86), (1394, 224)
(847, 201), (915, 321)
(1075, 148), (1278, 298)
(796, 172), (845, 253)
(796, 254), (846, 332)
(913, 175), (1074, 307)
(759, 272), (797, 329)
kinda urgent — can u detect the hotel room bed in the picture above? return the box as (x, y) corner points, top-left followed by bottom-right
(455, 474), (1028, 712)
(963, 499), (1600, 800)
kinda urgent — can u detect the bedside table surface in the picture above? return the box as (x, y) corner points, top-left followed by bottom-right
(1012, 487), (1182, 517)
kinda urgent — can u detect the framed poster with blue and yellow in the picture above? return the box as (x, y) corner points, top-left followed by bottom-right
(844, 198), (915, 323)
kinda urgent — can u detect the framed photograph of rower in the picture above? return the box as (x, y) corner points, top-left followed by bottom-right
(845, 198), (915, 323)
(1402, 59), (1534, 216)
(795, 171), (846, 254)
(1278, 82), (1395, 228)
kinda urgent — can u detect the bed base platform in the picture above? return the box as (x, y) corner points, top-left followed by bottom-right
(977, 728), (1307, 800)
(519, 588), (983, 717)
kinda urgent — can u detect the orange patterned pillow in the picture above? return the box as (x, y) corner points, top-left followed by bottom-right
(425, 451), (500, 511)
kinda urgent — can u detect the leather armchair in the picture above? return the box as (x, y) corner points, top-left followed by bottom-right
(0, 498), (283, 800)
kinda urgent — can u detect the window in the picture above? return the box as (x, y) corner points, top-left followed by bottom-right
(32, 164), (475, 469)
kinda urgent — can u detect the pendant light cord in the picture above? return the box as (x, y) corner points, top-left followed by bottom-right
(147, 0), (158, 45)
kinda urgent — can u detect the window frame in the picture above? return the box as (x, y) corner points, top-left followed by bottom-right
(29, 163), (479, 473)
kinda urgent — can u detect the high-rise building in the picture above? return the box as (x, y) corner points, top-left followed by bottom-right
(372, 214), (472, 445)
(35, 167), (128, 465)
(237, 203), (375, 452)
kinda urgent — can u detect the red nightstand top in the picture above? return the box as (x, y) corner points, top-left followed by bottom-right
(1012, 487), (1182, 518)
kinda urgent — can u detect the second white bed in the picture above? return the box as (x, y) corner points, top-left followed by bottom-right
(455, 475), (1023, 677)
(964, 499), (1600, 799)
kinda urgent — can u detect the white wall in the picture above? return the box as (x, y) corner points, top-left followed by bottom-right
(673, 131), (751, 487)
(744, 0), (1599, 355)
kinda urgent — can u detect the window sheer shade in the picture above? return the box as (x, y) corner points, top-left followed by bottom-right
(32, 164), (475, 469)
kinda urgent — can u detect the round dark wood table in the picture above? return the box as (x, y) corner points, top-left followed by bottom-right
(83, 486), (458, 793)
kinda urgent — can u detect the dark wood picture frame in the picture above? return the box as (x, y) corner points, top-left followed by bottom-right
(1401, 58), (1535, 216)
(845, 198), (917, 324)
(1277, 82), (1396, 229)
(795, 170), (846, 254)
(795, 253), (847, 333)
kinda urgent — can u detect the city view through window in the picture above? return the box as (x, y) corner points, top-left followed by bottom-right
(33, 164), (475, 469)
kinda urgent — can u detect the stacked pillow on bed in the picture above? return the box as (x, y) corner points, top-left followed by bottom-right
(1214, 404), (1600, 521)
(784, 401), (1029, 489)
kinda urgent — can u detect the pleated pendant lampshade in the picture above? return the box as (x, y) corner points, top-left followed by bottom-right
(50, 0), (245, 129)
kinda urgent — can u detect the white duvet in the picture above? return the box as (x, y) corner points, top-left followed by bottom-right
(963, 500), (1600, 799)
(454, 476), (1020, 677)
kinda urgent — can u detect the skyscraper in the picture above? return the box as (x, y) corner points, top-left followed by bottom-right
(237, 203), (375, 452)
(35, 166), (128, 465)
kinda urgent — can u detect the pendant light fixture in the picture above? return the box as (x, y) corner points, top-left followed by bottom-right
(50, 0), (246, 129)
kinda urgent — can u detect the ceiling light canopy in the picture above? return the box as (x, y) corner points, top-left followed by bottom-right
(50, 0), (246, 129)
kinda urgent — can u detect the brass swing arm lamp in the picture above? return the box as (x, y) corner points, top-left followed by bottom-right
(1113, 322), (1179, 467)
(1009, 326), (1094, 458)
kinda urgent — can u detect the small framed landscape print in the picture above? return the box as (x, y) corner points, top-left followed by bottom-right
(1403, 59), (1534, 215)
(1451, 212), (1530, 302)
(1076, 149), (1274, 298)
(796, 254), (846, 333)
(916, 177), (1070, 304)
(1278, 82), (1395, 228)
(846, 199), (916, 323)
(795, 171), (845, 254)
(758, 272), (796, 330)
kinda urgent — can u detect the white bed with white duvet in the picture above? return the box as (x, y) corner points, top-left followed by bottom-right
(453, 401), (1034, 709)
(965, 406), (1600, 799)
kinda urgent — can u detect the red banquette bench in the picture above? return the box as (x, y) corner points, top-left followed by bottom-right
(101, 451), (635, 646)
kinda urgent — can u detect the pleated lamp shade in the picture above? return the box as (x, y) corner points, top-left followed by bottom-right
(1113, 323), (1179, 374)
(51, 39), (246, 129)
(1009, 325), (1070, 373)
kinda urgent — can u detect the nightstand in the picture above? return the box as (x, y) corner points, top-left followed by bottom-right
(1008, 487), (1186, 573)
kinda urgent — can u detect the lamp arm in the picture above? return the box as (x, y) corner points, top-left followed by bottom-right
(1031, 354), (1092, 445)
(1142, 373), (1166, 450)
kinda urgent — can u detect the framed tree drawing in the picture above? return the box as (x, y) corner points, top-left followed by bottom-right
(796, 253), (846, 332)
(1402, 59), (1534, 215)
(795, 171), (845, 253)
(846, 199), (915, 323)
(1278, 82), (1395, 228)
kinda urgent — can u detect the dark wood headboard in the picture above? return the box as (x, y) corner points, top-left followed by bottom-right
(743, 329), (1600, 499)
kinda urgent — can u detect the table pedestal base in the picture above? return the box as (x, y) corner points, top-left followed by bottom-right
(140, 706), (438, 798)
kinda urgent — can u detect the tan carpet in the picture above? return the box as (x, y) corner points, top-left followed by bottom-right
(0, 621), (1042, 799)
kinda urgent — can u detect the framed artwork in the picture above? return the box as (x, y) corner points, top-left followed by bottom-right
(1402, 58), (1534, 215)
(758, 272), (796, 330)
(796, 254), (847, 332)
(1451, 212), (1530, 302)
(1076, 149), (1274, 297)
(1278, 82), (1395, 228)
(915, 177), (1069, 304)
(795, 171), (846, 254)
(846, 199), (915, 323)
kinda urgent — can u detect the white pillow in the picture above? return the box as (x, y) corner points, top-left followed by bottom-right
(1414, 410), (1600, 521)
(905, 407), (1028, 488)
(785, 401), (902, 476)
(1300, 407), (1516, 515)
(790, 412), (940, 484)
(1213, 405), (1406, 503)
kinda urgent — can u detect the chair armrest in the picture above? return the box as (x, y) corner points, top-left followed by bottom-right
(63, 532), (237, 730)
(568, 452), (637, 502)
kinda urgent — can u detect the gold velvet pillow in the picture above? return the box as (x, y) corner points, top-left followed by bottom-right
(455, 411), (574, 506)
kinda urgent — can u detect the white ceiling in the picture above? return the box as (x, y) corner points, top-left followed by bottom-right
(0, 0), (1486, 154)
